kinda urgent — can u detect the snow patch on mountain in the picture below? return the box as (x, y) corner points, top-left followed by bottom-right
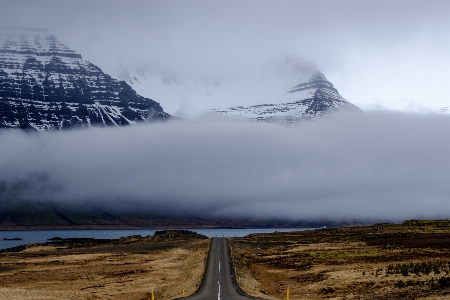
(116, 58), (360, 121)
(0, 28), (169, 130)
(211, 71), (360, 122)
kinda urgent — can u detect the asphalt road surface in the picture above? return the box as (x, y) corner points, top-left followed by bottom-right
(183, 238), (260, 300)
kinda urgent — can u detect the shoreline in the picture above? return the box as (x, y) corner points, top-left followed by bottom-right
(0, 224), (317, 231)
(0, 231), (210, 299)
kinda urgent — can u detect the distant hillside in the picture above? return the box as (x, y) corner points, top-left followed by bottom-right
(0, 199), (356, 230)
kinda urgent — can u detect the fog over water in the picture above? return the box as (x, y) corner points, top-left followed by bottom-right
(1, 112), (450, 222)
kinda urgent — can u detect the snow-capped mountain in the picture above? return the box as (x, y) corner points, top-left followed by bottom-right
(0, 28), (169, 130)
(211, 71), (360, 121)
(116, 58), (360, 121)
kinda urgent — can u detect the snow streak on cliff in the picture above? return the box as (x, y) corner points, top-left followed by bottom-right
(211, 70), (360, 122)
(0, 28), (169, 130)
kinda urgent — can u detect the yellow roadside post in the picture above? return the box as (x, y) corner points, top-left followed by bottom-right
(256, 289), (259, 296)
(244, 284), (247, 292)
(182, 289), (185, 297)
(287, 286), (290, 300)
(151, 290), (154, 300)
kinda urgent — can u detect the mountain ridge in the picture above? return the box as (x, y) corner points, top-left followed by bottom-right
(0, 28), (170, 130)
(116, 59), (360, 121)
(210, 70), (360, 121)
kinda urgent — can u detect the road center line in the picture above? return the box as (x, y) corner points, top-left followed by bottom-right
(218, 262), (221, 300)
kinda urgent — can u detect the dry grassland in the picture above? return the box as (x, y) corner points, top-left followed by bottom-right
(0, 235), (209, 300)
(231, 220), (450, 300)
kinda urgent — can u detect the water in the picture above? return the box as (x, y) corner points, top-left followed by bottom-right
(0, 228), (312, 250)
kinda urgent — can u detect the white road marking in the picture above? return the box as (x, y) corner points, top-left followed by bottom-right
(218, 262), (221, 300)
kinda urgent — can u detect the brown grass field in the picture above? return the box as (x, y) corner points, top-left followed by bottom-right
(231, 220), (450, 300)
(0, 232), (209, 300)
(2, 221), (450, 300)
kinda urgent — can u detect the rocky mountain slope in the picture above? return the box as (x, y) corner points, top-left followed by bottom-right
(117, 59), (360, 121)
(0, 28), (169, 130)
(210, 70), (360, 122)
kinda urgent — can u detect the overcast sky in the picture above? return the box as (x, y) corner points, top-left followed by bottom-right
(1, 0), (450, 112)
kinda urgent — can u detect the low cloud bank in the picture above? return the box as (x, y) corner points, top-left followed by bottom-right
(1, 112), (450, 222)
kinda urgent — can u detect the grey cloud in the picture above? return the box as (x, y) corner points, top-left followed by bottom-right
(1, 112), (450, 222)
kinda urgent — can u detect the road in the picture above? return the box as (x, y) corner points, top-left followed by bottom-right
(183, 238), (260, 300)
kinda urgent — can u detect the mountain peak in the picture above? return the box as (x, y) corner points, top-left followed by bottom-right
(287, 71), (337, 94)
(211, 66), (360, 122)
(0, 27), (81, 59)
(0, 28), (169, 130)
